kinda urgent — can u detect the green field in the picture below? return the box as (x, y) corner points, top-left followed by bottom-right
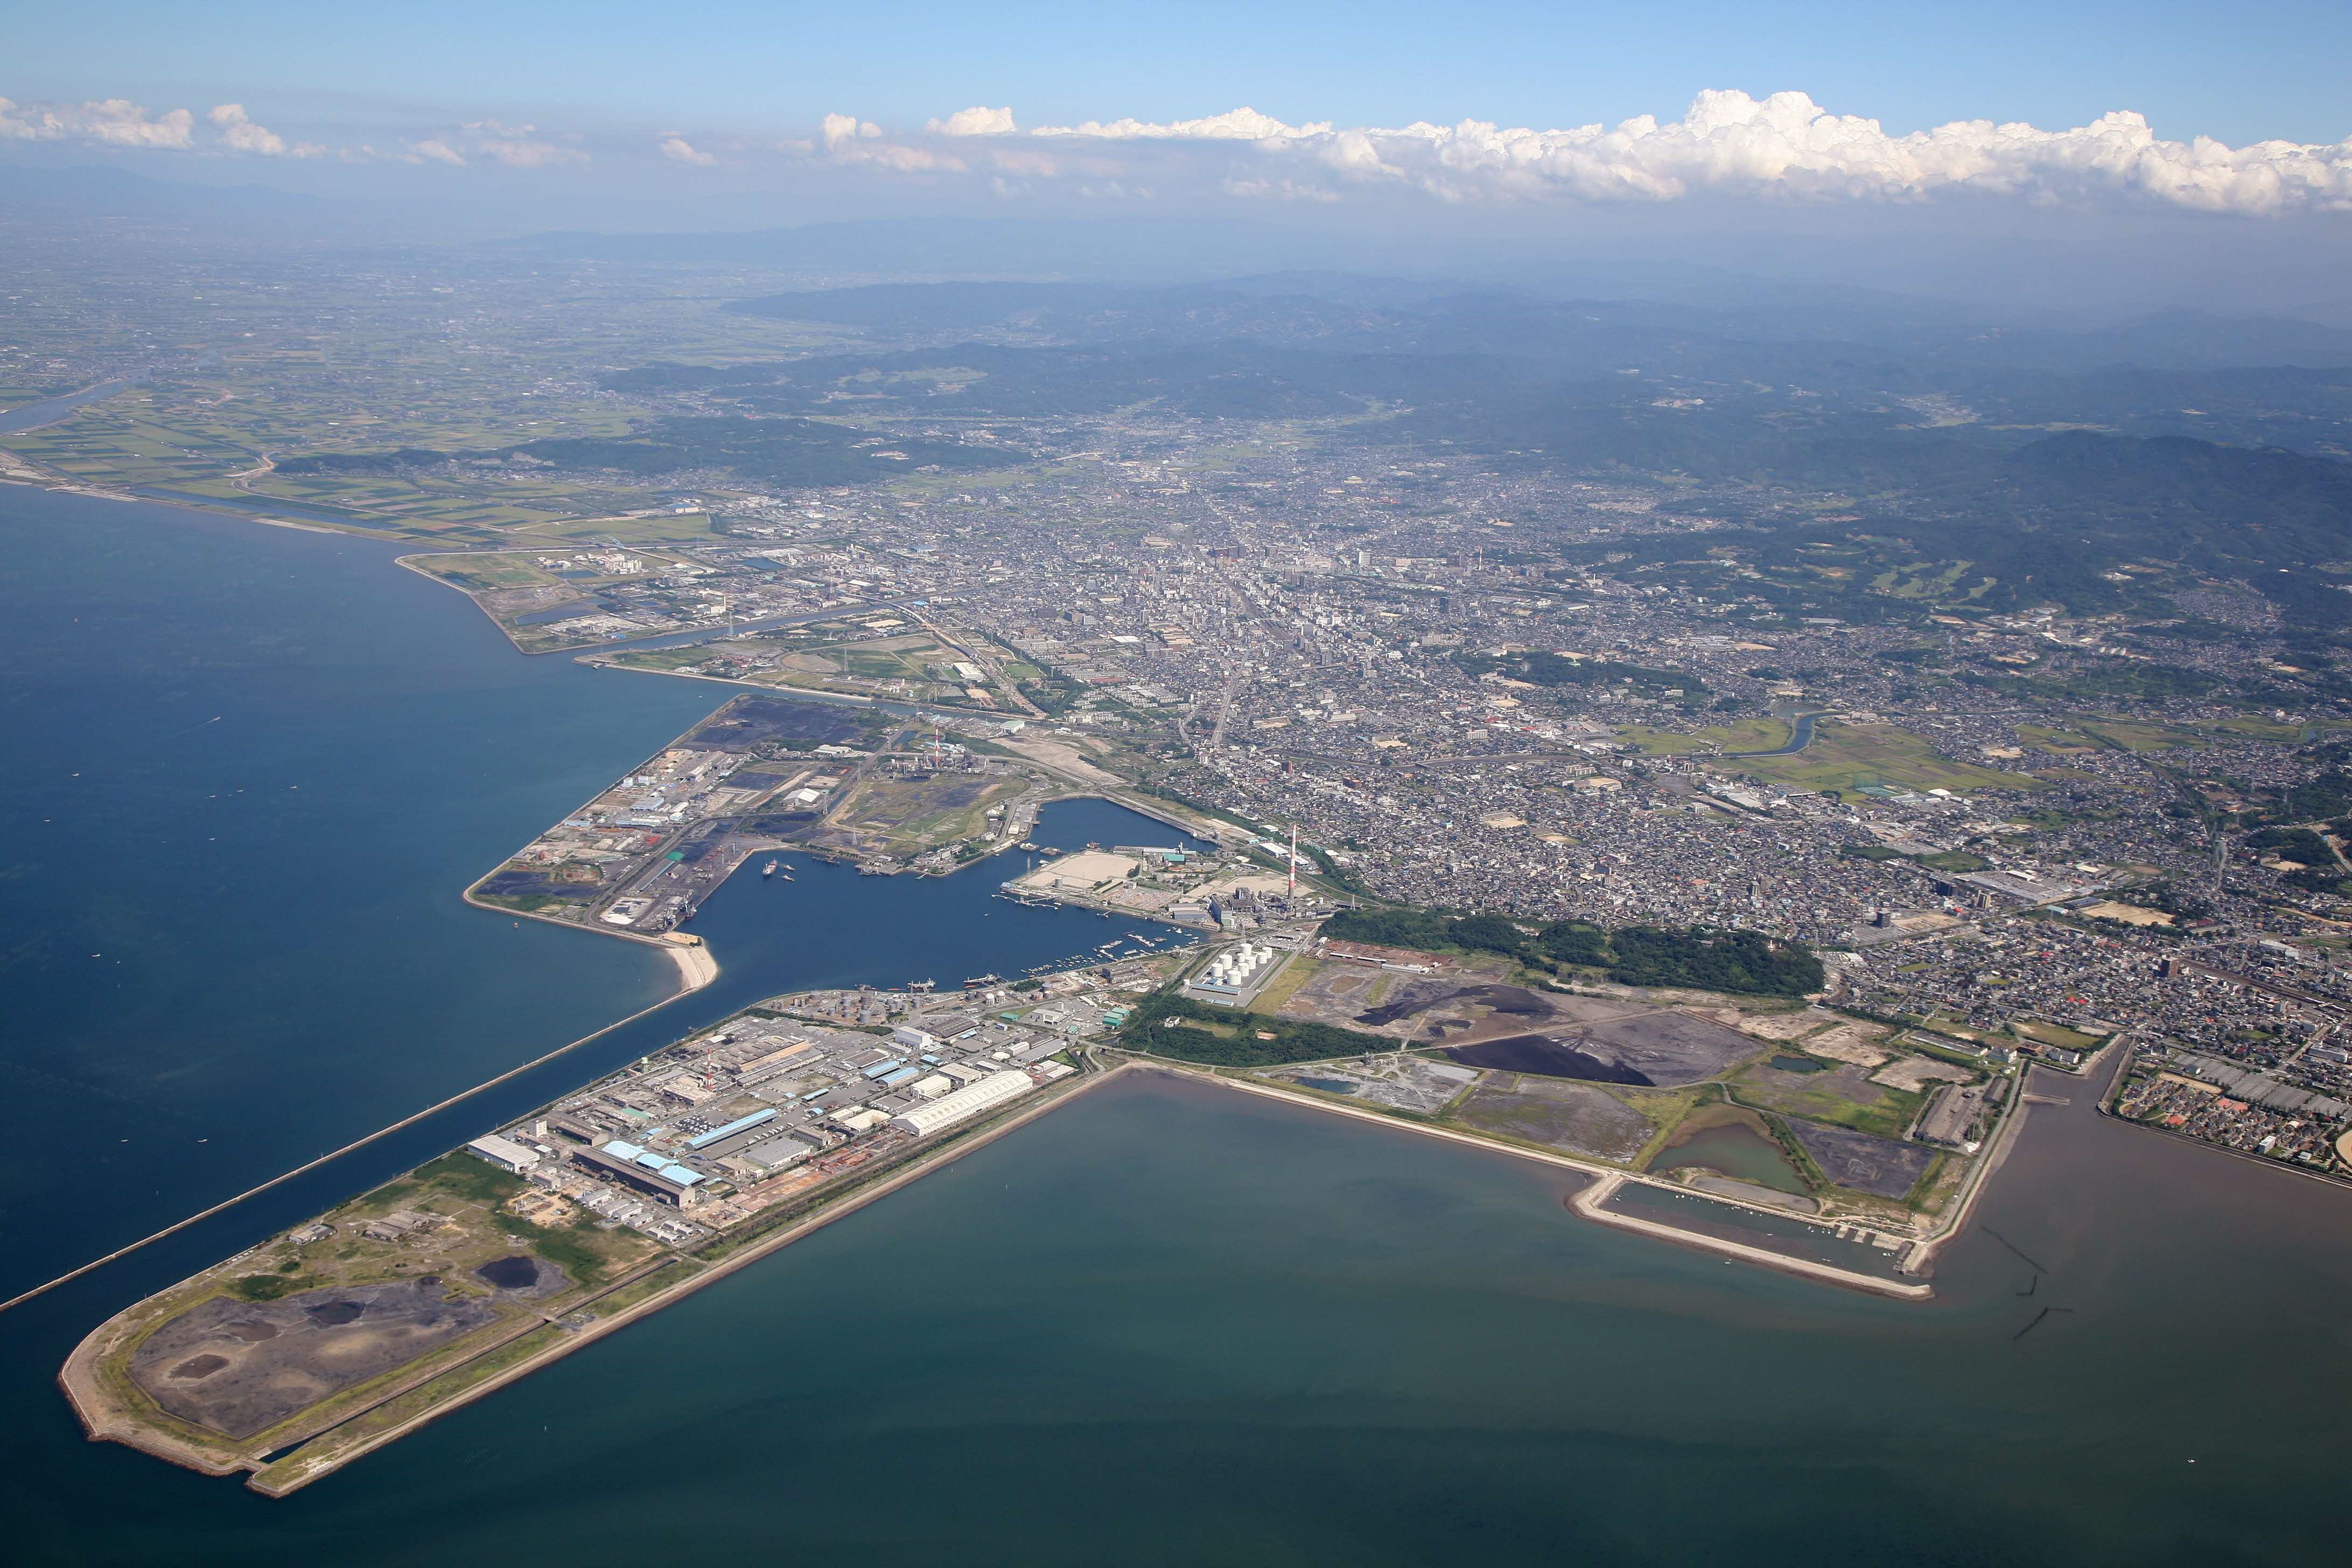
(1615, 717), (1793, 754)
(1730, 1061), (1923, 1139)
(1739, 721), (2031, 795)
(403, 547), (695, 596)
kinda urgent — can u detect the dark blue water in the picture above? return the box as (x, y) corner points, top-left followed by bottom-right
(9, 487), (2352, 1565)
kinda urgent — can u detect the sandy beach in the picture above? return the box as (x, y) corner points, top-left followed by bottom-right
(666, 939), (719, 991)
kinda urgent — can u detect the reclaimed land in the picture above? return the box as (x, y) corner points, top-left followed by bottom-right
(1158, 1063), (1941, 1299)
(61, 1059), (1135, 1497)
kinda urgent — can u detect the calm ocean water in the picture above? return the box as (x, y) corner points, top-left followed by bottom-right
(5, 488), (2351, 1565)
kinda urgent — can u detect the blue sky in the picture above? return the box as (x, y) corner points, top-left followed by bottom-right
(8, 0), (2349, 147)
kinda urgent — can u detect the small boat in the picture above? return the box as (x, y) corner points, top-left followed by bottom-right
(762, 859), (779, 878)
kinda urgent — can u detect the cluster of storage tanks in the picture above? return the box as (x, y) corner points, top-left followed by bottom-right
(1193, 942), (1276, 995)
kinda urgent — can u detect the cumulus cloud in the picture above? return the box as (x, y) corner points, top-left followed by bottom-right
(205, 103), (324, 158)
(928, 105), (1017, 137)
(904, 90), (2352, 215)
(409, 137), (466, 166)
(660, 135), (718, 167)
(0, 94), (194, 149)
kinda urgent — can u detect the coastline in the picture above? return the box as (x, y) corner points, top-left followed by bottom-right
(668, 939), (719, 990)
(1171, 1064), (1934, 1300)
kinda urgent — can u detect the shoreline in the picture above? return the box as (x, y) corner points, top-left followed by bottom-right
(1177, 1065), (1934, 1300)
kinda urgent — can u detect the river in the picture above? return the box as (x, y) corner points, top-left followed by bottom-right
(6, 486), (2352, 1564)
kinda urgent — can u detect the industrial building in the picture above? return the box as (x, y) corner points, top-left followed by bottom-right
(465, 1133), (543, 1173)
(889, 1069), (1034, 1137)
(570, 1144), (706, 1206)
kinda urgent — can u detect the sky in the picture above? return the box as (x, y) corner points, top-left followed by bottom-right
(7, 0), (2350, 148)
(4, 1), (2350, 310)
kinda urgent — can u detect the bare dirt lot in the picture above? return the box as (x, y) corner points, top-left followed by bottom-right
(1453, 1075), (1658, 1160)
(1271, 962), (1393, 1028)
(1574, 1012), (1762, 1086)
(129, 1278), (502, 1439)
(1872, 1054), (1976, 1093)
(1736, 1007), (1843, 1042)
(1785, 1119), (1936, 1199)
(1803, 1023), (1894, 1068)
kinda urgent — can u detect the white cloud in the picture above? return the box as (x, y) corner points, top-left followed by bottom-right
(837, 91), (2338, 216)
(1033, 106), (1329, 142)
(817, 112), (961, 172)
(927, 105), (1017, 137)
(463, 120), (587, 169)
(1013, 92), (2352, 215)
(0, 95), (194, 149)
(208, 103), (292, 157)
(5, 83), (2346, 214)
(820, 113), (881, 148)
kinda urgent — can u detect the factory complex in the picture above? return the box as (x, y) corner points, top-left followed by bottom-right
(61, 969), (1156, 1497)
(479, 996), (1087, 1244)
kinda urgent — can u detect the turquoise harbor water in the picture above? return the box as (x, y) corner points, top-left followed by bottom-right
(8, 488), (2352, 1564)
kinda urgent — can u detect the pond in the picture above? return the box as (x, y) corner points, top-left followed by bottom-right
(1653, 1118), (1811, 1195)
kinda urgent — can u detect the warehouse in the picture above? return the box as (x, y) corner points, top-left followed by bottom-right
(465, 1133), (542, 1173)
(889, 1069), (1034, 1137)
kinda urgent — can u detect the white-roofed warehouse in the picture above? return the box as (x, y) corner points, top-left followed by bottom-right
(888, 1069), (1034, 1137)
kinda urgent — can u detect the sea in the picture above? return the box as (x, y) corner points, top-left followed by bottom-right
(5, 486), (2351, 1565)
